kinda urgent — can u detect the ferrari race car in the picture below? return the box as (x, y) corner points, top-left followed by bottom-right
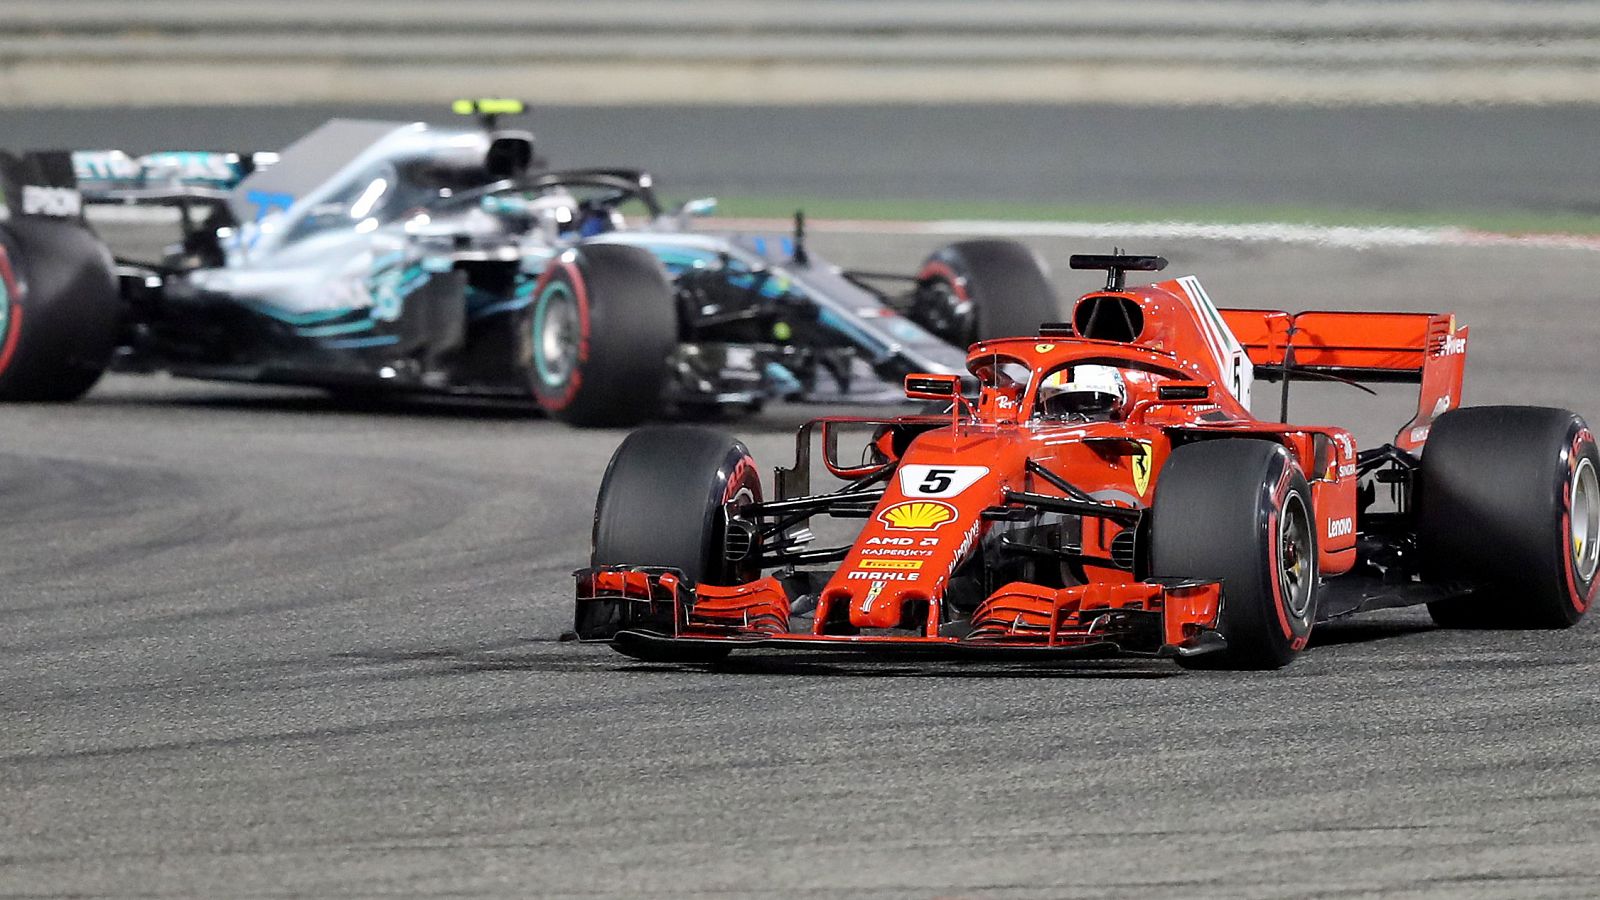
(573, 253), (1599, 669)
(0, 101), (1055, 426)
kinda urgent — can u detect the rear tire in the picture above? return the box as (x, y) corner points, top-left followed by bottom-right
(913, 239), (1059, 348)
(0, 220), (121, 402)
(522, 243), (675, 427)
(1151, 439), (1318, 670)
(586, 426), (763, 662)
(1419, 406), (1598, 629)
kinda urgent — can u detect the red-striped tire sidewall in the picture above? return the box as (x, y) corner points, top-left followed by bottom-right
(527, 258), (589, 413)
(1560, 425), (1599, 615)
(0, 246), (23, 382)
(1264, 458), (1314, 650)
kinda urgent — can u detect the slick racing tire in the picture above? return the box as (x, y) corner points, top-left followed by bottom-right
(521, 243), (675, 427)
(586, 426), (763, 661)
(0, 220), (121, 402)
(912, 239), (1059, 348)
(1419, 406), (1599, 629)
(1151, 439), (1318, 670)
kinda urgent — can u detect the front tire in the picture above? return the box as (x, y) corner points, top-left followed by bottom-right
(1151, 439), (1318, 670)
(585, 426), (763, 662)
(522, 243), (675, 427)
(912, 239), (1059, 348)
(1419, 406), (1599, 629)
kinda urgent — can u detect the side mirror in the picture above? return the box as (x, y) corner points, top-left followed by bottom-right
(481, 194), (532, 217)
(820, 420), (890, 479)
(904, 373), (959, 401)
(1156, 382), (1212, 402)
(678, 197), (718, 218)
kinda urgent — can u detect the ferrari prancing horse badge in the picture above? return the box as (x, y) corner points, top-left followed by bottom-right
(1131, 441), (1152, 496)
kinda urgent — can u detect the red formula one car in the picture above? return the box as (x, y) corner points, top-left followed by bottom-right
(572, 254), (1599, 669)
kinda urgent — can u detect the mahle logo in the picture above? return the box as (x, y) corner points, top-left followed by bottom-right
(877, 500), (956, 531)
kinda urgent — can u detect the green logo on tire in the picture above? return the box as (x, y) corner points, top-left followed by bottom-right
(0, 271), (10, 347)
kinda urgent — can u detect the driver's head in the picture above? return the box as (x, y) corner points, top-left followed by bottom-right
(1038, 364), (1127, 420)
(576, 201), (622, 237)
(518, 191), (581, 234)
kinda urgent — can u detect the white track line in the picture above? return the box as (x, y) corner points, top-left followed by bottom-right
(87, 207), (1600, 252)
(714, 217), (1600, 252)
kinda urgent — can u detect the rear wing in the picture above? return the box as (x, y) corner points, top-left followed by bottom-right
(1219, 309), (1467, 452)
(66, 150), (278, 205)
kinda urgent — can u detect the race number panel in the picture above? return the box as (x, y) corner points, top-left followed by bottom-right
(897, 464), (990, 499)
(1174, 275), (1253, 409)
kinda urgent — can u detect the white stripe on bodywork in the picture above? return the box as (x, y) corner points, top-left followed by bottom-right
(1174, 274), (1253, 409)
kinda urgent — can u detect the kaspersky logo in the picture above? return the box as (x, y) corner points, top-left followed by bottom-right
(877, 500), (956, 531)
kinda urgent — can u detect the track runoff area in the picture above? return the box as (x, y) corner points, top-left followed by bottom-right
(8, 216), (1600, 897)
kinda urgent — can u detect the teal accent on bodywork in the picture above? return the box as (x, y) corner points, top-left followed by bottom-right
(466, 277), (539, 321)
(239, 258), (433, 340)
(322, 334), (401, 349)
(649, 248), (722, 270)
(73, 150), (245, 189)
(369, 264), (432, 322)
(297, 319), (379, 338)
(639, 244), (797, 301)
(816, 307), (889, 355)
(241, 302), (360, 326)
(765, 361), (803, 395)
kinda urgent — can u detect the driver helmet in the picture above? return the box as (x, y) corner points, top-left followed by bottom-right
(518, 190), (582, 234)
(1038, 364), (1127, 420)
(576, 201), (623, 237)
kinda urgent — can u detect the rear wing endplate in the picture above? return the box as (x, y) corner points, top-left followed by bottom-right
(0, 150), (88, 223)
(1219, 309), (1467, 452)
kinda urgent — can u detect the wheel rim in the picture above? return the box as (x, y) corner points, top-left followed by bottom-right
(532, 281), (579, 387)
(1277, 494), (1314, 620)
(912, 278), (973, 347)
(714, 459), (760, 583)
(1572, 456), (1600, 582)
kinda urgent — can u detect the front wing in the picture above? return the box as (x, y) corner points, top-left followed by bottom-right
(573, 566), (1228, 661)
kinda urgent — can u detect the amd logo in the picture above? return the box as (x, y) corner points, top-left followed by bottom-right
(21, 185), (82, 218)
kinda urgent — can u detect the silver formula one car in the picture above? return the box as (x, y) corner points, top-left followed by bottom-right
(0, 101), (1057, 426)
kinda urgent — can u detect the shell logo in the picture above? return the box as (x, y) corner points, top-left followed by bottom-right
(878, 500), (957, 531)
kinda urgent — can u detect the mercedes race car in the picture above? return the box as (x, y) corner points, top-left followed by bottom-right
(0, 101), (1056, 426)
(573, 253), (1599, 669)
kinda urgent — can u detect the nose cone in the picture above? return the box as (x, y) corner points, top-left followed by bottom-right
(826, 495), (976, 632)
(822, 437), (1017, 632)
(847, 577), (915, 630)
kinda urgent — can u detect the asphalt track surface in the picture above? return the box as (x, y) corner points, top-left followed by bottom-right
(1, 103), (1598, 216)
(6, 224), (1600, 898)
